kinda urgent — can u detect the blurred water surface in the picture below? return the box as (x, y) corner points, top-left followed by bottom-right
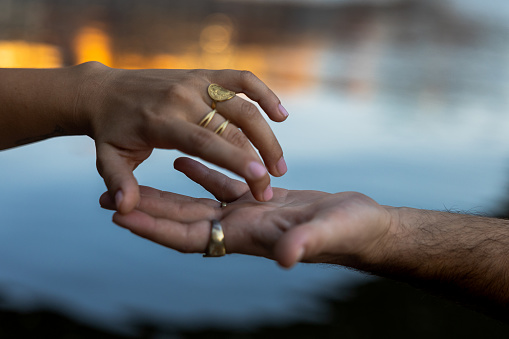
(1, 0), (509, 335)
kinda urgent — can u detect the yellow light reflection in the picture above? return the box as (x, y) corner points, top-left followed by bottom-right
(0, 41), (62, 68)
(200, 13), (233, 53)
(198, 13), (235, 70)
(70, 17), (315, 94)
(200, 24), (232, 54)
(73, 25), (112, 66)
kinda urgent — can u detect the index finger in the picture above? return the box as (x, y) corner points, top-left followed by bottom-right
(155, 120), (272, 202)
(207, 70), (289, 122)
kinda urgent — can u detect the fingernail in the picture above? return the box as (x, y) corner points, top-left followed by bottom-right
(279, 103), (289, 118)
(263, 185), (273, 201)
(247, 161), (267, 179)
(115, 190), (123, 210)
(276, 156), (287, 175)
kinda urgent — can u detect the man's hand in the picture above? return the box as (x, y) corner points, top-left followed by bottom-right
(100, 157), (393, 268)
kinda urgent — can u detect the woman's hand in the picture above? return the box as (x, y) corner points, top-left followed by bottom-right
(77, 62), (288, 213)
(100, 157), (394, 268)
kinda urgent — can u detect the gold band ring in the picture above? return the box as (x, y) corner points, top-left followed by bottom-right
(214, 120), (229, 136)
(198, 109), (217, 128)
(208, 83), (235, 109)
(203, 219), (226, 257)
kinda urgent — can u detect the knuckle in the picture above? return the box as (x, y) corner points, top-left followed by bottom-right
(81, 60), (106, 70)
(240, 100), (260, 120)
(188, 128), (214, 151)
(167, 83), (191, 104)
(227, 129), (250, 149)
(180, 225), (198, 254)
(239, 70), (258, 83)
(189, 69), (207, 78)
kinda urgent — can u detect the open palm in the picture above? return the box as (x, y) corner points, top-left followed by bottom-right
(100, 157), (393, 268)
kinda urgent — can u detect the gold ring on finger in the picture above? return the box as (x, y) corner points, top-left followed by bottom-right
(203, 219), (226, 257)
(198, 109), (217, 128)
(214, 120), (229, 136)
(208, 84), (235, 109)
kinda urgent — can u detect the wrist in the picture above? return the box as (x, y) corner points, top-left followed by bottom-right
(359, 206), (440, 279)
(68, 61), (112, 138)
(355, 206), (410, 269)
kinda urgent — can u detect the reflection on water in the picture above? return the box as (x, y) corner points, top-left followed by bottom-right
(1, 0), (509, 336)
(2, 0), (506, 92)
(1, 0), (508, 101)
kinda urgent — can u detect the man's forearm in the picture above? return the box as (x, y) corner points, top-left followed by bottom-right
(361, 208), (509, 318)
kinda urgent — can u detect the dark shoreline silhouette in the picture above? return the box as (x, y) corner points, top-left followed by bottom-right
(2, 277), (509, 338)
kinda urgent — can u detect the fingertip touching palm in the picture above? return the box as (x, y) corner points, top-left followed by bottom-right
(100, 157), (394, 268)
(78, 62), (289, 214)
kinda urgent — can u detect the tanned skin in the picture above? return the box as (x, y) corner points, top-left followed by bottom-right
(101, 157), (509, 321)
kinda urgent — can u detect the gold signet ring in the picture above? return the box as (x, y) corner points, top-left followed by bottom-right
(203, 219), (226, 257)
(208, 84), (236, 103)
(198, 109), (217, 128)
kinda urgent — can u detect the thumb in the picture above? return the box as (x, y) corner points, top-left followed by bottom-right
(274, 221), (329, 268)
(274, 224), (312, 268)
(96, 143), (140, 214)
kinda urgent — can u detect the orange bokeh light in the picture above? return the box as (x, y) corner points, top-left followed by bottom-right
(0, 41), (62, 68)
(73, 25), (113, 66)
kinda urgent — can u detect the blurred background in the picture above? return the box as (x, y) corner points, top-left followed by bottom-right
(1, 0), (509, 337)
